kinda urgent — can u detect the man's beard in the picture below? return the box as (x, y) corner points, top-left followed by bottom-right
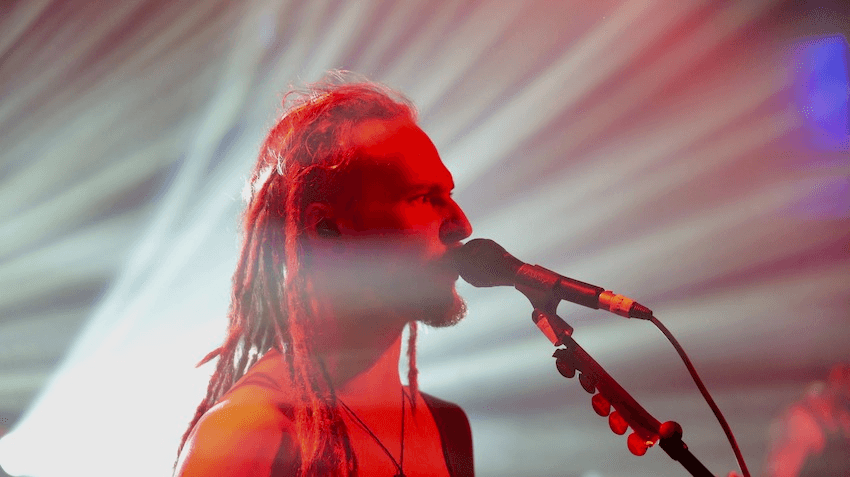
(394, 280), (467, 329)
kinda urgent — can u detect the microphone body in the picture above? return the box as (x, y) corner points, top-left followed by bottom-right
(454, 238), (653, 320)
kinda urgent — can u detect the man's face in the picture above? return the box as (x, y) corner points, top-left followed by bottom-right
(325, 117), (473, 327)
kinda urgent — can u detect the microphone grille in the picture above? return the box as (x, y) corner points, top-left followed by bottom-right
(453, 238), (522, 287)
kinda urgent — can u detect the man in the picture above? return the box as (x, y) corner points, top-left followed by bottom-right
(762, 364), (850, 477)
(173, 77), (475, 477)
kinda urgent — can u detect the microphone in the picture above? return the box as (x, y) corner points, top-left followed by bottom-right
(453, 238), (653, 320)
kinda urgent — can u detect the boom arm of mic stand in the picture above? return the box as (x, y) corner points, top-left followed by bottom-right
(519, 285), (715, 477)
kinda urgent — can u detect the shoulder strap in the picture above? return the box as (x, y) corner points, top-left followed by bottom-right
(421, 392), (475, 477)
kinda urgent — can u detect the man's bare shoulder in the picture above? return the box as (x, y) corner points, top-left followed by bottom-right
(174, 396), (297, 477)
(175, 357), (298, 476)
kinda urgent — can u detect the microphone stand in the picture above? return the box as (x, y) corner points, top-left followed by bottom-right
(517, 284), (715, 477)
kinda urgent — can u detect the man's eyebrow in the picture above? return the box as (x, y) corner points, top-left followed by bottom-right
(408, 183), (453, 195)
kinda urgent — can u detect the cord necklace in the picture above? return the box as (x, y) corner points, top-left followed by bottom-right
(339, 387), (408, 477)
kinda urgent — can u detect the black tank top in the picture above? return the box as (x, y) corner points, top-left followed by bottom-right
(270, 392), (474, 476)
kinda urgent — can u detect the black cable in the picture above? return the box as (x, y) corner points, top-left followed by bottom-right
(650, 315), (751, 477)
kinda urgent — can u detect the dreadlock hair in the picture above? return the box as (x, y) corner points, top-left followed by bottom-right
(176, 74), (421, 477)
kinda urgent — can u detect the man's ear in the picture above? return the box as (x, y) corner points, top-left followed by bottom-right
(305, 203), (341, 238)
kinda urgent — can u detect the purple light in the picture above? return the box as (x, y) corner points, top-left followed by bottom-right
(792, 35), (850, 152)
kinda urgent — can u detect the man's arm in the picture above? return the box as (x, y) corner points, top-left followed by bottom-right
(174, 401), (296, 477)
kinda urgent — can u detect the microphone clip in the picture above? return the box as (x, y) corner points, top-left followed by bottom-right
(517, 281), (573, 347)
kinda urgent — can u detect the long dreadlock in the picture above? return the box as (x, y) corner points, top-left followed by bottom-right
(175, 75), (420, 477)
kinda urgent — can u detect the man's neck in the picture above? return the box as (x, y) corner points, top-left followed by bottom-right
(317, 314), (408, 408)
(331, 333), (405, 408)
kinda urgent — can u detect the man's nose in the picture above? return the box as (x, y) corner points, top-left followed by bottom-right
(440, 201), (473, 244)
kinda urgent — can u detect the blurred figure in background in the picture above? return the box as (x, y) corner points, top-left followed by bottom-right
(763, 364), (850, 477)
